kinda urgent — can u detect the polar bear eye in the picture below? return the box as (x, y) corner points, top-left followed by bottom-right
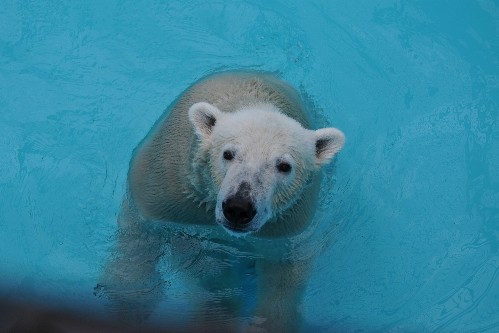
(277, 161), (292, 173)
(223, 150), (235, 161)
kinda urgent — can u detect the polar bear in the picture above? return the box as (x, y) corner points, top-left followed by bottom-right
(101, 71), (344, 333)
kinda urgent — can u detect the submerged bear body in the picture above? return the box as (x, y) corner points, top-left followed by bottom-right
(103, 71), (345, 332)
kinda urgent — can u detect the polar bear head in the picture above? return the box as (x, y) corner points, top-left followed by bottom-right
(189, 102), (344, 236)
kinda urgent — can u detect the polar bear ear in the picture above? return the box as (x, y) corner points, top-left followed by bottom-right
(188, 102), (223, 140)
(314, 128), (345, 166)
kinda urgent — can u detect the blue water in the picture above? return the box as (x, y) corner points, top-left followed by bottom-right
(1, 0), (498, 332)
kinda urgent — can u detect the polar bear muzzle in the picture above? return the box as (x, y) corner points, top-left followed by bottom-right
(221, 182), (257, 233)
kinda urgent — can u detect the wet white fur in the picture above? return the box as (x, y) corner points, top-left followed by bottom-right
(102, 72), (345, 333)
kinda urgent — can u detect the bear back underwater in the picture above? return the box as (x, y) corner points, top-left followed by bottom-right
(102, 71), (345, 332)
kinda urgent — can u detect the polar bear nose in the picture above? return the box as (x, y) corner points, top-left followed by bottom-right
(222, 196), (256, 226)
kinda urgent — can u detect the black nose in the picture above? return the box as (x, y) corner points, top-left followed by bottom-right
(222, 196), (256, 226)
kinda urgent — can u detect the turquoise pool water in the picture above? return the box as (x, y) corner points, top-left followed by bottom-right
(1, 1), (498, 332)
